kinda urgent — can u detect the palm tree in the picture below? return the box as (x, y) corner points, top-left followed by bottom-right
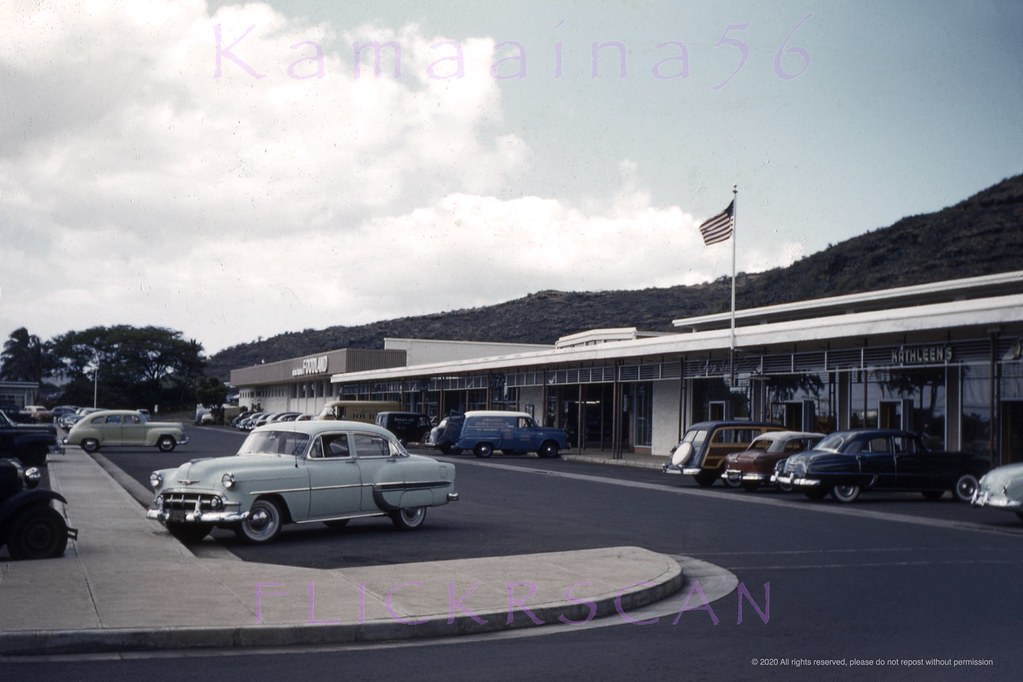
(0, 327), (44, 382)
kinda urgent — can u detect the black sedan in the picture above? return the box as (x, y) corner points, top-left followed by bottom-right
(774, 429), (989, 503)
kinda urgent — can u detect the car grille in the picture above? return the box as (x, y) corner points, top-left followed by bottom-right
(158, 492), (222, 512)
(785, 460), (806, 477)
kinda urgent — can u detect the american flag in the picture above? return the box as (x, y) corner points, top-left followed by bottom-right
(698, 200), (734, 245)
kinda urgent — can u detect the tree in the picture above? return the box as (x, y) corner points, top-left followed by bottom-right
(47, 326), (207, 410)
(195, 376), (229, 409)
(0, 327), (51, 383)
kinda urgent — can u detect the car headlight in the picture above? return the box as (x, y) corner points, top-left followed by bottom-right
(221, 472), (236, 489)
(24, 467), (42, 489)
(149, 471), (163, 489)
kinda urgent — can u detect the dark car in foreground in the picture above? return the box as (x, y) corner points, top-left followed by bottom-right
(774, 429), (989, 503)
(0, 458), (77, 559)
(0, 408), (64, 468)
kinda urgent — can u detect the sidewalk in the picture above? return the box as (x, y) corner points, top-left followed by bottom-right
(0, 447), (686, 656)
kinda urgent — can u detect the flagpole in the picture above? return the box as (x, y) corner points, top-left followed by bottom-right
(730, 184), (737, 387)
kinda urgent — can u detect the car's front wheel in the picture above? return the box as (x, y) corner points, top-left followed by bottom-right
(237, 498), (284, 543)
(391, 506), (427, 530)
(474, 442), (494, 458)
(832, 484), (861, 503)
(7, 506), (69, 560)
(157, 436), (177, 452)
(80, 438), (100, 453)
(953, 473), (979, 502)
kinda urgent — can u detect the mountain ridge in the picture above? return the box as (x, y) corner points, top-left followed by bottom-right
(206, 173), (1023, 380)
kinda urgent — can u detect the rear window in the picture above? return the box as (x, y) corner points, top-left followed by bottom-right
(711, 428), (763, 445)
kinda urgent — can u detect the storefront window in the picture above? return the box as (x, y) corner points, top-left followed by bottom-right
(766, 372), (831, 431)
(961, 364), (991, 458)
(995, 362), (1023, 464)
(633, 383), (652, 447)
(692, 378), (750, 422)
(850, 368), (946, 445)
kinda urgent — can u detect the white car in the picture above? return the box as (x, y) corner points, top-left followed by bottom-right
(971, 462), (1023, 521)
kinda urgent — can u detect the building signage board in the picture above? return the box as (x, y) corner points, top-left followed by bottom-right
(890, 345), (952, 366)
(292, 356), (329, 377)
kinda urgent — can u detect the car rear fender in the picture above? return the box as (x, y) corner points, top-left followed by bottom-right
(370, 459), (455, 510)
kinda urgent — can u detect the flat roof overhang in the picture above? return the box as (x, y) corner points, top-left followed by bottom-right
(330, 292), (1023, 384)
(673, 270), (1023, 331)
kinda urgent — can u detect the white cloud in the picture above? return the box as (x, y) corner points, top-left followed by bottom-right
(0, 1), (805, 354)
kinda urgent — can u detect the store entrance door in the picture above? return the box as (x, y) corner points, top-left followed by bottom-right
(1001, 401), (1023, 464)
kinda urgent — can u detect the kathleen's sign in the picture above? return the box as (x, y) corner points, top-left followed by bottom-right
(891, 345), (952, 366)
(292, 355), (329, 377)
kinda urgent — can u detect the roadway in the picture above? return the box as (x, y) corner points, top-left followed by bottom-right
(20, 425), (1022, 680)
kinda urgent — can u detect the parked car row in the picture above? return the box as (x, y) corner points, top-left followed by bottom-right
(663, 420), (1005, 510)
(232, 411), (308, 431)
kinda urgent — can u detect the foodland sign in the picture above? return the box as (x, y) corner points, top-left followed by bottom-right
(292, 356), (329, 377)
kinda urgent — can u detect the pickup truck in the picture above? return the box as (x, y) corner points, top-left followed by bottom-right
(0, 409), (65, 468)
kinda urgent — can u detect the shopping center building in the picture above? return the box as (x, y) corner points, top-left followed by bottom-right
(229, 271), (1023, 466)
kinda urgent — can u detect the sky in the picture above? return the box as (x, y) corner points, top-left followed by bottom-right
(1, 1), (1021, 356)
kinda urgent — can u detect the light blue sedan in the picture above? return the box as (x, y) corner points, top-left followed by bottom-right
(146, 420), (458, 543)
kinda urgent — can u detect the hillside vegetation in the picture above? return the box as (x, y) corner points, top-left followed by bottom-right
(207, 174), (1023, 380)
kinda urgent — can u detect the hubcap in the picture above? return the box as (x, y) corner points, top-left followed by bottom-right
(957, 477), (977, 498)
(250, 508), (270, 530)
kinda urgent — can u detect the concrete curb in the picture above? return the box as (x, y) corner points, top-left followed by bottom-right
(0, 556), (684, 656)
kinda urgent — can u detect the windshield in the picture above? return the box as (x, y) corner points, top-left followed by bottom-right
(237, 430), (310, 456)
(815, 433), (848, 453)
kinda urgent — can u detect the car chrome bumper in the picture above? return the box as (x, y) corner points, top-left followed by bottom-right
(773, 473), (821, 487)
(723, 469), (768, 483)
(447, 492), (460, 502)
(970, 491), (1022, 510)
(662, 463), (682, 475)
(146, 508), (248, 524)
